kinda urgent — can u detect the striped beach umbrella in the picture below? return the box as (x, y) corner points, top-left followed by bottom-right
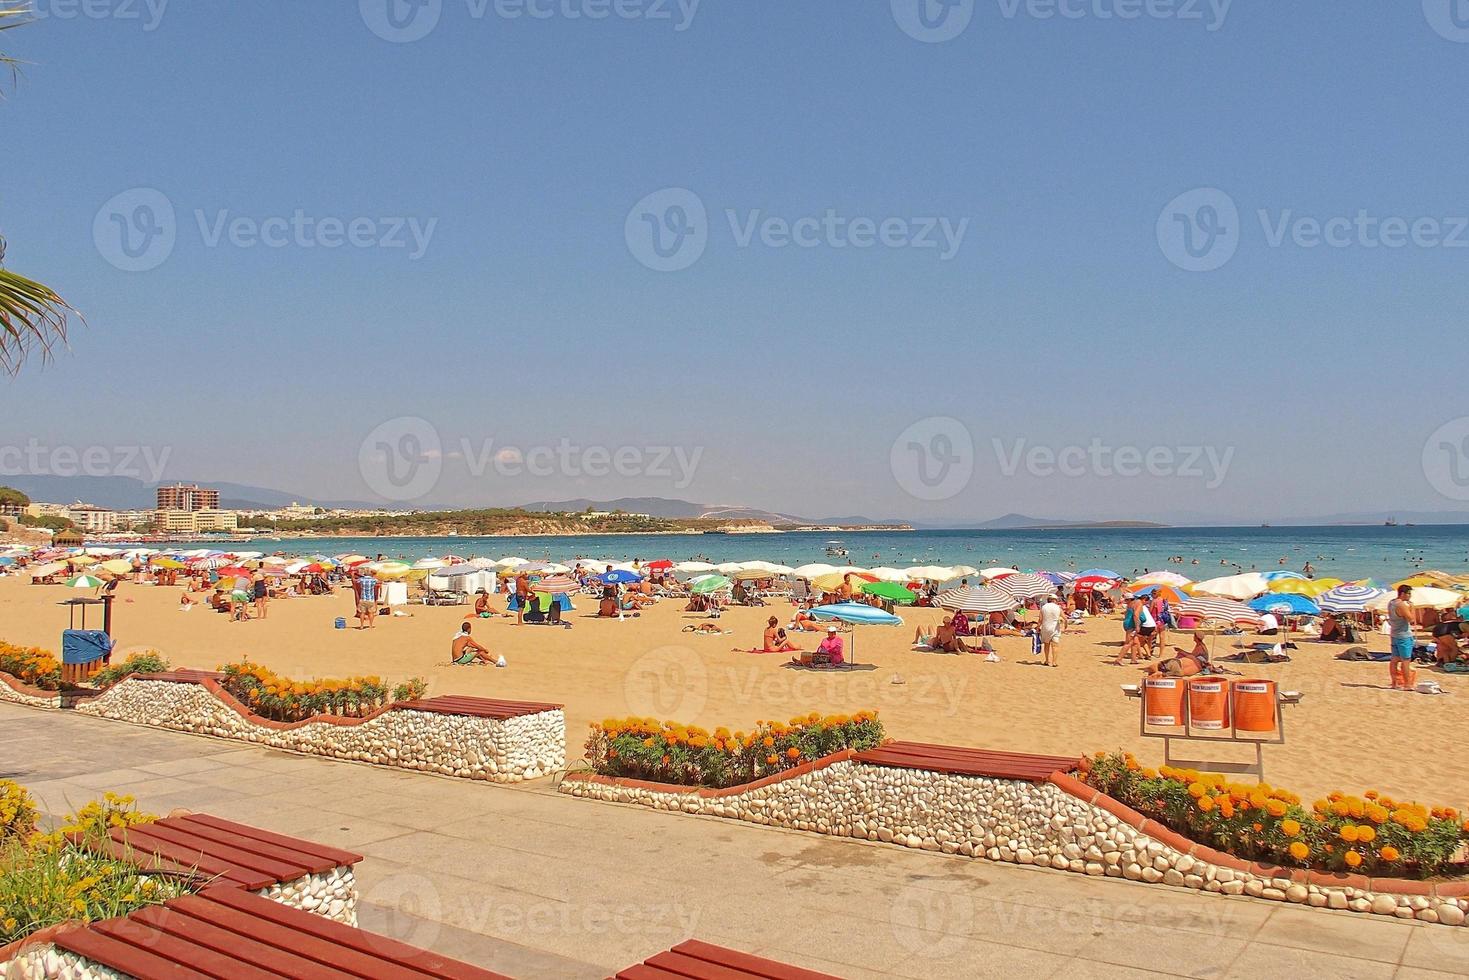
(64, 573), (105, 589)
(1193, 573), (1268, 600)
(1129, 571), (1192, 589)
(1073, 575), (1122, 593)
(1249, 593), (1320, 616)
(1318, 584), (1386, 614)
(1176, 596), (1264, 627)
(936, 585), (1018, 614)
(533, 575), (578, 593)
(995, 573), (1055, 601)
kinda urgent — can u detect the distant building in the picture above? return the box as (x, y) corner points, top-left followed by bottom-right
(157, 508), (238, 533)
(67, 505), (117, 534)
(156, 483), (220, 512)
(0, 501), (22, 520)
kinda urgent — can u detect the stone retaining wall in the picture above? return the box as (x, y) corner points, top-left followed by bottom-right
(0, 945), (126, 980)
(75, 678), (564, 782)
(562, 759), (1469, 927)
(0, 674), (60, 710)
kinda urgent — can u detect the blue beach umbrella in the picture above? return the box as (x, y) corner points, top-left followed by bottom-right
(1260, 570), (1301, 582)
(598, 569), (643, 585)
(1077, 568), (1122, 580)
(1318, 584), (1387, 614)
(1249, 593), (1320, 616)
(809, 602), (903, 669)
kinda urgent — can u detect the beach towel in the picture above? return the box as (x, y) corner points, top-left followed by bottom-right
(1439, 662), (1469, 673)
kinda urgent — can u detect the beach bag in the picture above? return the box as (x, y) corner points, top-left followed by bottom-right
(495, 654), (507, 668)
(1416, 679), (1444, 695)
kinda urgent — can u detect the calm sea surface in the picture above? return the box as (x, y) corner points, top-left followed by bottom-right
(144, 526), (1469, 582)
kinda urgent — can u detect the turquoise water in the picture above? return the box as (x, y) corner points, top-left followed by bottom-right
(153, 526), (1469, 582)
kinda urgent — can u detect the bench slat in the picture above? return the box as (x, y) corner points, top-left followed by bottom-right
(121, 823), (309, 882)
(133, 904), (362, 980)
(672, 940), (839, 980)
(93, 918), (281, 980)
(180, 813), (363, 867)
(142, 817), (338, 876)
(52, 927), (203, 980)
(644, 949), (768, 979)
(109, 832), (274, 889)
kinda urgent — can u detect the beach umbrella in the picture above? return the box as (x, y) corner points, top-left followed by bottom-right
(336, 554), (368, 563)
(1260, 570), (1300, 582)
(1370, 586), (1462, 611)
(216, 565), (251, 578)
(1128, 584), (1192, 605)
(643, 559), (674, 570)
(903, 565), (957, 582)
(1077, 568), (1122, 580)
(1037, 570), (1073, 586)
(68, 555), (99, 566)
(735, 560), (783, 572)
(1129, 571), (1191, 589)
(1249, 593), (1321, 616)
(690, 575), (731, 594)
(1073, 575), (1122, 593)
(936, 585), (1018, 614)
(949, 565), (980, 578)
(808, 601), (903, 668)
(432, 563), (480, 577)
(731, 568), (779, 582)
(1318, 584), (1387, 614)
(64, 573), (105, 589)
(494, 557), (529, 568)
(599, 569), (643, 585)
(1268, 577), (1331, 597)
(675, 561), (717, 573)
(812, 571), (877, 590)
(371, 561), (412, 579)
(413, 558), (448, 570)
(793, 563), (840, 578)
(980, 567), (1019, 581)
(28, 561), (66, 577)
(860, 581), (918, 605)
(714, 562), (745, 574)
(1176, 596), (1264, 627)
(85, 547), (121, 556)
(867, 567), (912, 582)
(532, 575), (578, 593)
(995, 573), (1055, 601)
(98, 559), (134, 575)
(1193, 573), (1268, 600)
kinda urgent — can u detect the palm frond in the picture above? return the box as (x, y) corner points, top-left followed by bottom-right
(0, 267), (78, 374)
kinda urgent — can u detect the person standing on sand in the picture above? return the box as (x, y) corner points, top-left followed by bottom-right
(1388, 584), (1416, 690)
(357, 570), (378, 630)
(1038, 594), (1063, 667)
(252, 570), (269, 620)
(514, 572), (530, 624)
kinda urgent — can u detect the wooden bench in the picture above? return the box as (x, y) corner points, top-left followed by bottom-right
(132, 669), (226, 684)
(50, 884), (509, 979)
(614, 939), (837, 979)
(854, 741), (1080, 782)
(87, 813), (361, 892)
(395, 695), (562, 720)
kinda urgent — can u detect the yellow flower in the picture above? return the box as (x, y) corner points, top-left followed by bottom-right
(1281, 819), (1301, 837)
(1288, 842), (1309, 861)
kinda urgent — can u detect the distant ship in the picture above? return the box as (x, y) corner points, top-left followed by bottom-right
(1385, 518), (1399, 527)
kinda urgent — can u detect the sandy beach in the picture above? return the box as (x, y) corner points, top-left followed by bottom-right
(2, 576), (1463, 807)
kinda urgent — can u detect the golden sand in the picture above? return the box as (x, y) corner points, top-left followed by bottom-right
(1, 577), (1460, 806)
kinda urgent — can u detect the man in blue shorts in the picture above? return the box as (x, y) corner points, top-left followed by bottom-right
(1388, 584), (1416, 690)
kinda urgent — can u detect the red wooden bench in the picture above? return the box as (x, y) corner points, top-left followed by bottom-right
(854, 741), (1080, 782)
(132, 670), (225, 684)
(396, 695), (562, 719)
(614, 939), (837, 980)
(49, 885), (509, 979)
(87, 813), (361, 892)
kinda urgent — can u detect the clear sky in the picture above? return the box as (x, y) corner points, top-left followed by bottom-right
(5, 1), (1469, 524)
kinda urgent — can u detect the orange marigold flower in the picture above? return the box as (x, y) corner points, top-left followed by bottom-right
(1356, 825), (1376, 844)
(1187, 783), (1206, 799)
(1141, 768), (1157, 779)
(1281, 819), (1301, 837)
(1197, 796), (1215, 813)
(1344, 850), (1362, 868)
(1219, 800), (1235, 819)
(1380, 846), (1400, 862)
(1288, 842), (1309, 861)
(786, 747), (801, 760)
(1265, 799), (1288, 818)
(765, 754), (778, 766)
(762, 736), (775, 749)
(1339, 826), (1359, 843)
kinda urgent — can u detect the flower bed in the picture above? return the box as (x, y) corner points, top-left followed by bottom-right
(0, 785), (190, 948)
(0, 644), (60, 692)
(584, 711), (883, 789)
(218, 661), (426, 722)
(1083, 752), (1469, 879)
(89, 651), (170, 690)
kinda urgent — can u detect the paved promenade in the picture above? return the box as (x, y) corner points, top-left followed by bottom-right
(2, 701), (1463, 979)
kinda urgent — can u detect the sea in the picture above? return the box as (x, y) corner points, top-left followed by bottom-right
(154, 526), (1469, 583)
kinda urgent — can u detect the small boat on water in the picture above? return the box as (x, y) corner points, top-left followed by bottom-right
(825, 540), (849, 557)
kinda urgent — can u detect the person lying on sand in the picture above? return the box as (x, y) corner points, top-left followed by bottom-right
(683, 622), (729, 635)
(451, 623), (503, 666)
(1143, 631), (1210, 678)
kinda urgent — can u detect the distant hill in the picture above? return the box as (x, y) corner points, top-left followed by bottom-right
(516, 497), (895, 526)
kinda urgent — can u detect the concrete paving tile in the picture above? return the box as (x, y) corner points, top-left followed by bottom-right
(1251, 905), (1412, 964)
(1075, 932), (1248, 979)
(1401, 925), (1469, 974)
(1394, 968), (1469, 980)
(1227, 943), (1398, 979)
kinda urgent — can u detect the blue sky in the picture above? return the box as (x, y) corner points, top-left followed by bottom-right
(4, 1), (1469, 523)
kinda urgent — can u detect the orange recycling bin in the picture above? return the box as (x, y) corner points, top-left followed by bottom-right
(1143, 677), (1187, 728)
(1186, 676), (1231, 731)
(1232, 679), (1278, 734)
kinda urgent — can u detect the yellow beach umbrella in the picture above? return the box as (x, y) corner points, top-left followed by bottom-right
(68, 555), (99, 566)
(98, 559), (134, 575)
(1269, 578), (1332, 597)
(812, 570), (876, 590)
(151, 557), (185, 569)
